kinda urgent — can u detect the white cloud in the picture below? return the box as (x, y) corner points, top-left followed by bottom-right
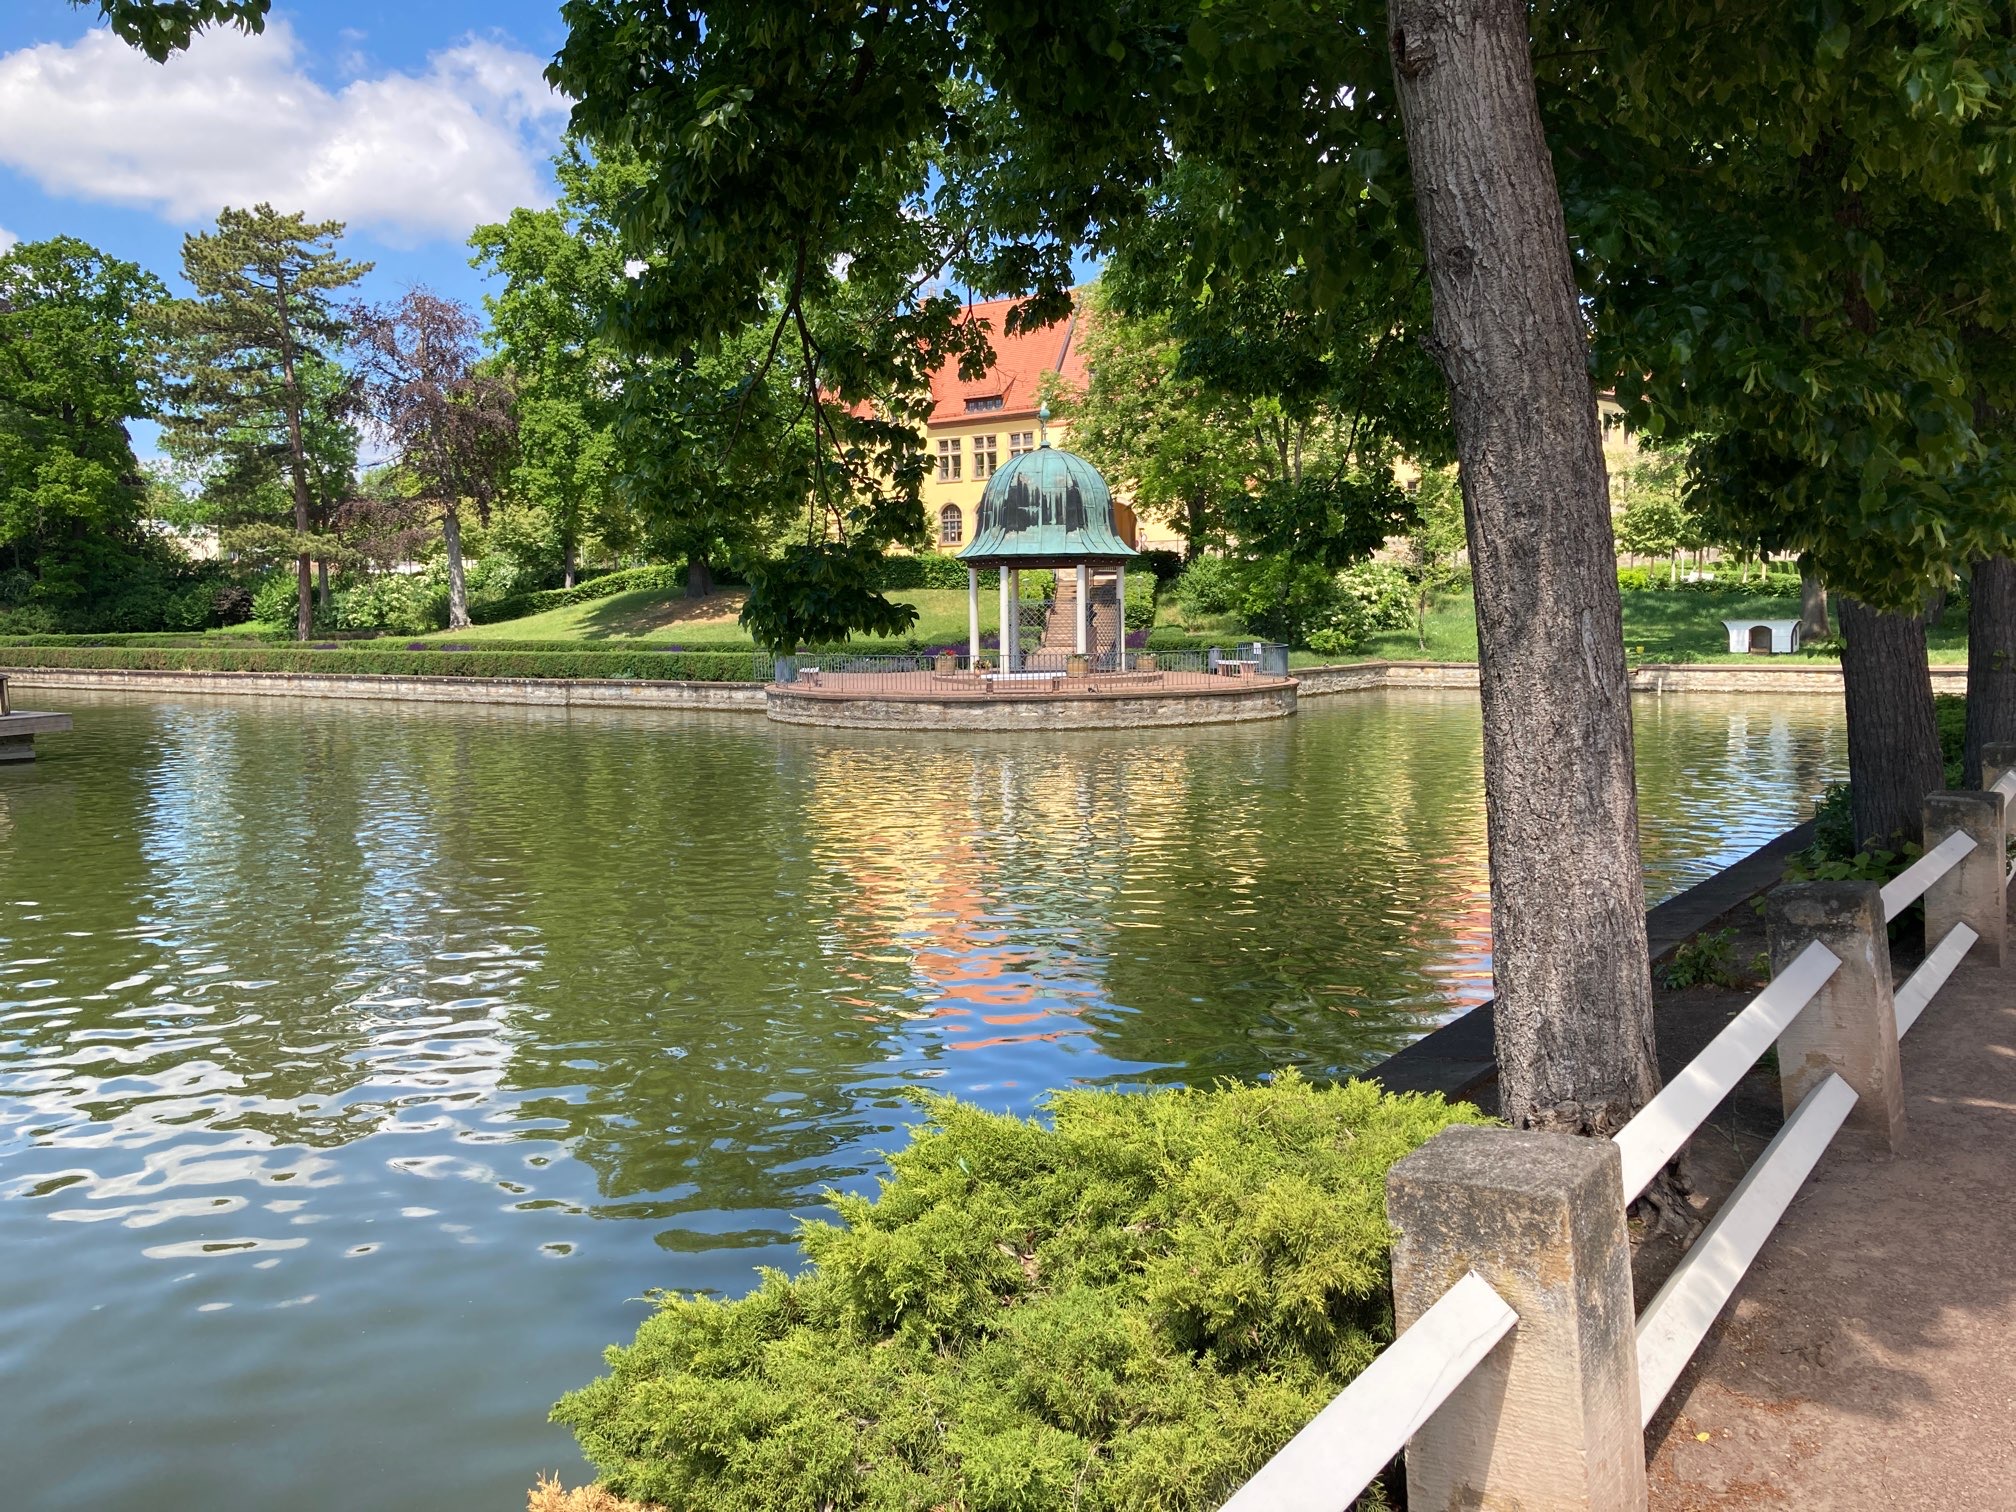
(0, 227), (17, 253)
(0, 22), (568, 244)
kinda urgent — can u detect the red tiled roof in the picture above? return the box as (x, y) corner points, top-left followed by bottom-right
(927, 295), (1086, 427)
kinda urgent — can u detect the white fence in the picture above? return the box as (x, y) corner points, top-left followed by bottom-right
(1220, 752), (2016, 1511)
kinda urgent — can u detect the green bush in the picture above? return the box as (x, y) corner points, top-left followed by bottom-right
(1172, 555), (1240, 619)
(334, 573), (450, 636)
(1135, 548), (1185, 583)
(1124, 569), (1157, 630)
(555, 1073), (1487, 1512)
(872, 553), (985, 591)
(1658, 929), (1742, 990)
(250, 571), (299, 628)
(0, 644), (769, 682)
(1304, 626), (1360, 657)
(1935, 692), (1966, 782)
(1335, 562), (1415, 634)
(1616, 566), (1655, 592)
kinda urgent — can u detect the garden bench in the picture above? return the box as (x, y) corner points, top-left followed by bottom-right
(983, 671), (1063, 693)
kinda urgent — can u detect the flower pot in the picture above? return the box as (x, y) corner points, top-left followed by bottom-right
(1066, 654), (1089, 678)
(1138, 654), (1157, 672)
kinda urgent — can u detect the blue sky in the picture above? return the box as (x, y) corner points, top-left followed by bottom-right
(0, 1), (576, 313)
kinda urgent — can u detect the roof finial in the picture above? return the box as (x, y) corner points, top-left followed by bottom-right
(1038, 402), (1051, 448)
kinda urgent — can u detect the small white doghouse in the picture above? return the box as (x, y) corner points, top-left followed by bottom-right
(1721, 618), (1803, 654)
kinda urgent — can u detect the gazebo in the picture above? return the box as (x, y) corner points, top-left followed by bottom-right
(957, 431), (1137, 673)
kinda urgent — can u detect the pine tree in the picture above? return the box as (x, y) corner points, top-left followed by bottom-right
(161, 205), (369, 639)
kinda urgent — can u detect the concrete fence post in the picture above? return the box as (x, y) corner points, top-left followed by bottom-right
(1385, 1125), (1647, 1511)
(1984, 741), (2016, 800)
(1764, 882), (1905, 1151)
(1923, 790), (2006, 966)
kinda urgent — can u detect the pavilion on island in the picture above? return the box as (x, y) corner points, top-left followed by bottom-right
(956, 418), (1137, 673)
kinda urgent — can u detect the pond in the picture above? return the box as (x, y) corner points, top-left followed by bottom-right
(0, 689), (1842, 1511)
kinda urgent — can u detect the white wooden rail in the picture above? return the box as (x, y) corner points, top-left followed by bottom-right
(1879, 827), (1975, 920)
(1611, 939), (1839, 1203)
(1217, 1271), (1516, 1512)
(1894, 922), (1977, 1037)
(1220, 766), (2002, 1512)
(1633, 1073), (1858, 1422)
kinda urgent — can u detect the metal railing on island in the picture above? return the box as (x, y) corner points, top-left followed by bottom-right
(771, 645), (1292, 695)
(1218, 750), (2016, 1512)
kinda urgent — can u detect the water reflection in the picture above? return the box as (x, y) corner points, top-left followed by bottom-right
(0, 689), (1843, 1511)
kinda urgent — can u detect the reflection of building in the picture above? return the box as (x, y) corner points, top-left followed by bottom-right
(918, 296), (1183, 555)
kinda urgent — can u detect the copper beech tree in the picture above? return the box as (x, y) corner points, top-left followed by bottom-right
(347, 291), (517, 630)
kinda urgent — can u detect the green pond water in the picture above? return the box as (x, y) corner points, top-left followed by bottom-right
(0, 689), (1843, 1510)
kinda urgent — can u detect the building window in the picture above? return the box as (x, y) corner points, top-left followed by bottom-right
(964, 395), (1004, 413)
(1008, 430), (1035, 457)
(937, 437), (961, 481)
(973, 435), (999, 478)
(939, 504), (963, 544)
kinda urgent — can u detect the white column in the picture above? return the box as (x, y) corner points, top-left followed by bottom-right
(1074, 563), (1089, 655)
(1114, 563), (1127, 669)
(967, 567), (981, 665)
(999, 567), (1015, 671)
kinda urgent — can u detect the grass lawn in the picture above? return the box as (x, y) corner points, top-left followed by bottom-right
(1305, 591), (1968, 667)
(409, 587), (995, 647)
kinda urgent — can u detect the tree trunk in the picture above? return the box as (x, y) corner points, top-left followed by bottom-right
(1186, 491), (1207, 559)
(1836, 595), (1943, 850)
(685, 554), (714, 599)
(443, 504), (470, 630)
(1389, 0), (1657, 1134)
(563, 536), (577, 590)
(294, 553), (313, 640)
(1799, 565), (1830, 641)
(316, 557), (330, 612)
(1963, 555), (2016, 788)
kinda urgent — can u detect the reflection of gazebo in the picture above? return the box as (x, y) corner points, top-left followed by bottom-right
(957, 432), (1137, 671)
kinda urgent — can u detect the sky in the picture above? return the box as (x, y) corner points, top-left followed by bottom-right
(0, 2), (1097, 463)
(0, 0), (576, 310)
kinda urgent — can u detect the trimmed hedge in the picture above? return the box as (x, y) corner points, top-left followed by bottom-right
(0, 645), (769, 682)
(556, 1073), (1486, 1512)
(0, 630), (294, 648)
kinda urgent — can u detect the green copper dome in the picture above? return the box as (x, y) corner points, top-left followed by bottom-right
(956, 445), (1138, 565)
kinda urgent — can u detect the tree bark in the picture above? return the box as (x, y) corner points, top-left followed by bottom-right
(294, 553), (313, 640)
(316, 557), (330, 613)
(1836, 594), (1943, 850)
(563, 536), (577, 590)
(1799, 565), (1830, 641)
(1389, 0), (1657, 1134)
(685, 554), (714, 599)
(1963, 555), (2016, 788)
(443, 504), (470, 630)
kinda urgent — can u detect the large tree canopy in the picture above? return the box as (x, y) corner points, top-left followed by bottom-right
(0, 236), (168, 623)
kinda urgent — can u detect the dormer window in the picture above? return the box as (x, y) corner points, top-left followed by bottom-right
(964, 395), (1004, 413)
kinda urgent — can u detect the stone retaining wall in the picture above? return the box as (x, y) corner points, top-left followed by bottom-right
(0, 665), (766, 710)
(1296, 659), (1965, 698)
(764, 680), (1298, 730)
(2, 656), (1966, 719)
